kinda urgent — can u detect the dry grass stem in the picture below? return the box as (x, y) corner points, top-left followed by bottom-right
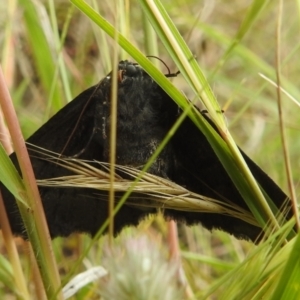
(30, 146), (258, 227)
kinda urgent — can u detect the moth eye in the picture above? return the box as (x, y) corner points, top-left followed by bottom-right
(117, 64), (138, 82)
(124, 64), (138, 77)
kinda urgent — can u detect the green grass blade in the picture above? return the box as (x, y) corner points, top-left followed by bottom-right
(0, 143), (27, 206)
(212, 0), (270, 74)
(271, 233), (300, 300)
(19, 0), (65, 111)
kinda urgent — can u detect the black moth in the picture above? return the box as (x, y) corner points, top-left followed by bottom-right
(1, 60), (293, 242)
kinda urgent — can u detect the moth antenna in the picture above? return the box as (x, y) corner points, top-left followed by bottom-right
(146, 55), (180, 77)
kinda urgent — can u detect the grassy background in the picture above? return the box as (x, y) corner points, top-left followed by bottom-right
(0, 0), (300, 299)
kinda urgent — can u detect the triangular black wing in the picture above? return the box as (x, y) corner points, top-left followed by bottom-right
(1, 60), (293, 242)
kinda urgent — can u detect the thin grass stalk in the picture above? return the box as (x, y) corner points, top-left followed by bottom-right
(275, 0), (299, 230)
(0, 88), (30, 299)
(0, 193), (30, 300)
(28, 242), (47, 300)
(108, 31), (119, 244)
(1, 0), (16, 89)
(0, 66), (62, 299)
